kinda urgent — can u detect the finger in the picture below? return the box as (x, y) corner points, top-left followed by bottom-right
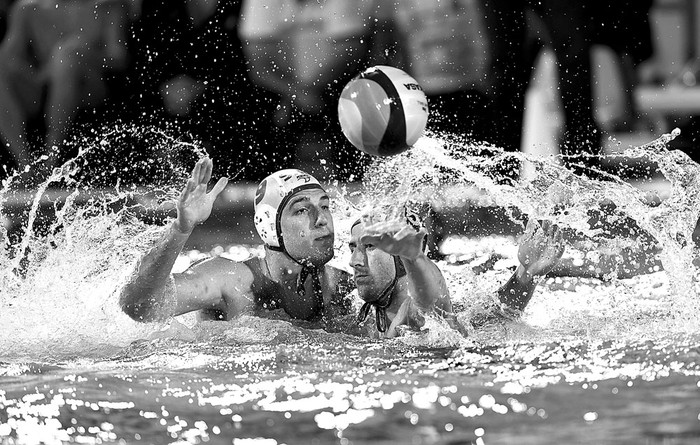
(209, 177), (228, 198)
(360, 231), (392, 246)
(393, 226), (416, 241)
(178, 184), (188, 202)
(541, 219), (551, 234)
(359, 234), (383, 248)
(191, 159), (202, 182)
(179, 179), (195, 204)
(521, 219), (536, 242)
(556, 239), (566, 258)
(551, 224), (560, 238)
(201, 158), (213, 184)
(554, 228), (563, 245)
(362, 221), (402, 237)
(376, 220), (405, 232)
(186, 177), (197, 193)
(196, 158), (208, 184)
(526, 218), (540, 234)
(396, 226), (427, 242)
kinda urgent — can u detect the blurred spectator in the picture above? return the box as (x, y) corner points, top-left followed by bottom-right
(527, 1), (601, 171)
(523, 1), (655, 172)
(239, 0), (376, 181)
(114, 0), (281, 182)
(384, 0), (528, 159)
(0, 0), (15, 40)
(0, 0), (130, 174)
(591, 0), (655, 134)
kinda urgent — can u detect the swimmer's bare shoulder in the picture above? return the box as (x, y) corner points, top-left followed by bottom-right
(172, 256), (257, 319)
(176, 260), (354, 319)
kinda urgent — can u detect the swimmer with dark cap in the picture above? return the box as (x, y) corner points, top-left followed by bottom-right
(120, 158), (353, 323)
(349, 213), (566, 337)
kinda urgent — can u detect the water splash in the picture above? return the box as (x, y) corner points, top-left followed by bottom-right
(350, 128), (699, 335)
(0, 125), (206, 360)
(1, 123), (698, 360)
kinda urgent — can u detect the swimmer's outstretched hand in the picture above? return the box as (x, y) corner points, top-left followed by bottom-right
(174, 158), (228, 234)
(517, 219), (565, 278)
(360, 221), (428, 261)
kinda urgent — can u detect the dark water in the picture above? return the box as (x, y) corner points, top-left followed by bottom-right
(2, 322), (700, 444)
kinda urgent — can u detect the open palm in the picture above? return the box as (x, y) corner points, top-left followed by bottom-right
(175, 158), (228, 234)
(360, 221), (428, 260)
(518, 219), (566, 277)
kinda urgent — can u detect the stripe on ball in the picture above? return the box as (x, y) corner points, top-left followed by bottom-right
(338, 65), (428, 157)
(359, 68), (407, 156)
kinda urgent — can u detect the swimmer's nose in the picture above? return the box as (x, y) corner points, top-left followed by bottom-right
(349, 247), (365, 269)
(315, 207), (329, 227)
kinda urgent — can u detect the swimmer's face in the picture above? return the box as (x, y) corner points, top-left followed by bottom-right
(349, 223), (396, 302)
(279, 189), (334, 266)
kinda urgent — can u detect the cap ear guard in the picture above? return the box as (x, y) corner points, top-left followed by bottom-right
(253, 169), (325, 250)
(253, 203), (279, 248)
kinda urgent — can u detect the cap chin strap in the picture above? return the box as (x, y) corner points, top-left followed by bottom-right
(357, 256), (406, 333)
(266, 243), (325, 319)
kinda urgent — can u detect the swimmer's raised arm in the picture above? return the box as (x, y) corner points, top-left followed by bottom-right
(119, 158), (228, 322)
(360, 221), (451, 312)
(497, 220), (565, 314)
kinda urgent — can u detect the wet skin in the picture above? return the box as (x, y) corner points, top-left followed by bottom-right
(348, 224), (396, 303)
(278, 189), (335, 267)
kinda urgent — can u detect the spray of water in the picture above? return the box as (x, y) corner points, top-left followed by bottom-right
(0, 124), (697, 360)
(0, 125), (206, 359)
(347, 128), (699, 336)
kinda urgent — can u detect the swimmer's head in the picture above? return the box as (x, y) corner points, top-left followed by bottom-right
(348, 220), (406, 302)
(254, 169), (334, 266)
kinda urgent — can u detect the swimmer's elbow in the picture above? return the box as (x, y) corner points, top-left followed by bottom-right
(119, 291), (161, 323)
(120, 300), (156, 323)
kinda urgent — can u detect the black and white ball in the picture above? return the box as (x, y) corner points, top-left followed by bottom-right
(338, 65), (429, 157)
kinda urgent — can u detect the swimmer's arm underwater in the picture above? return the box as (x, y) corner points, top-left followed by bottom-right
(496, 220), (565, 314)
(119, 158), (228, 322)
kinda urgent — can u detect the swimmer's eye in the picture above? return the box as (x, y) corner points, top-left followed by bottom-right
(321, 204), (330, 211)
(364, 243), (375, 250)
(295, 207), (309, 215)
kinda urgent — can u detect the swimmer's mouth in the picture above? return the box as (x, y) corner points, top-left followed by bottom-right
(353, 273), (371, 283)
(314, 234), (333, 242)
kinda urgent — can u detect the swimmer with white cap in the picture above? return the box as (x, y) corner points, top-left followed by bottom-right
(120, 157), (565, 338)
(120, 158), (353, 323)
(349, 211), (566, 338)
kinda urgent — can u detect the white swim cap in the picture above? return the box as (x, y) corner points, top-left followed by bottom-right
(254, 169), (325, 250)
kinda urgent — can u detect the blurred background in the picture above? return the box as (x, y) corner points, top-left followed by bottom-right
(0, 0), (699, 249)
